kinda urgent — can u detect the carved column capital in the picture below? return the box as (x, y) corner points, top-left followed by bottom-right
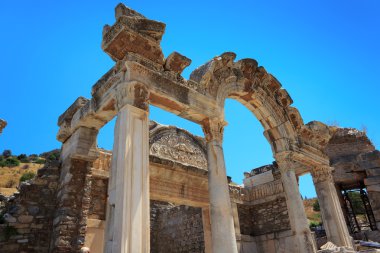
(275, 151), (298, 173)
(311, 165), (333, 184)
(201, 118), (227, 142)
(116, 81), (150, 111)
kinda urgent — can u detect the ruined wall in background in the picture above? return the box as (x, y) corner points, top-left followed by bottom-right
(238, 196), (290, 236)
(150, 200), (205, 253)
(0, 162), (60, 253)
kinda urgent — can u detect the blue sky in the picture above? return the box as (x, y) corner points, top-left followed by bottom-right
(0, 1), (379, 198)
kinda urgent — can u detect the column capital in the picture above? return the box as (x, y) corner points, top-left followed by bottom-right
(201, 118), (227, 142)
(115, 81), (150, 111)
(311, 165), (334, 184)
(275, 151), (298, 173)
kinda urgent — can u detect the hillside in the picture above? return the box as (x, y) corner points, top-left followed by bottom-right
(304, 198), (322, 226)
(0, 163), (44, 196)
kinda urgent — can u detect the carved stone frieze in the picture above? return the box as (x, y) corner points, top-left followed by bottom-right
(150, 124), (207, 170)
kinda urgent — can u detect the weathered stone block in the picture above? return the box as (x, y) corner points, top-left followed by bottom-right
(164, 52), (191, 74)
(18, 215), (34, 224)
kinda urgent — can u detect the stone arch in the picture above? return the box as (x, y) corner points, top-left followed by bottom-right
(189, 52), (304, 154)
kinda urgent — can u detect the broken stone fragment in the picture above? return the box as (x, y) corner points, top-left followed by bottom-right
(164, 52), (192, 74)
(115, 3), (146, 19)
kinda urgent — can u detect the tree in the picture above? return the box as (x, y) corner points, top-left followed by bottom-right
(0, 157), (20, 167)
(313, 199), (320, 211)
(2, 150), (12, 158)
(17, 154), (29, 163)
(20, 172), (36, 182)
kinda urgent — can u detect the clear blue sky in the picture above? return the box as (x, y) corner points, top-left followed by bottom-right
(1, 1), (379, 198)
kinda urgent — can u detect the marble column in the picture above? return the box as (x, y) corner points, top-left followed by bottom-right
(311, 166), (354, 248)
(104, 103), (150, 253)
(202, 118), (238, 253)
(277, 159), (316, 253)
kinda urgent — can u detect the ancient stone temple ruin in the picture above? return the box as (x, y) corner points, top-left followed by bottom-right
(1, 3), (380, 253)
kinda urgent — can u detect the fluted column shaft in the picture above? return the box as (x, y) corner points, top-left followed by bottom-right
(202, 118), (238, 253)
(277, 158), (316, 253)
(311, 166), (354, 248)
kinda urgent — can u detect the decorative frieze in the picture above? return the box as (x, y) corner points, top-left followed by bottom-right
(150, 130), (207, 170)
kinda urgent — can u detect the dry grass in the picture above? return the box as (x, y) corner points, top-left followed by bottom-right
(0, 163), (43, 196)
(304, 198), (322, 224)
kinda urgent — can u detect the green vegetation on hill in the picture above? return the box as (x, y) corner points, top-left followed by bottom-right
(0, 149), (60, 196)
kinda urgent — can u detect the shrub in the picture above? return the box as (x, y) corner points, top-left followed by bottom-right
(20, 172), (36, 182)
(5, 179), (16, 188)
(309, 220), (322, 228)
(28, 154), (38, 162)
(313, 199), (320, 211)
(35, 158), (45, 164)
(17, 154), (29, 163)
(0, 157), (20, 167)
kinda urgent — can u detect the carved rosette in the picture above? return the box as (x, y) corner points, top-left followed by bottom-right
(201, 118), (226, 143)
(311, 166), (333, 184)
(116, 82), (150, 111)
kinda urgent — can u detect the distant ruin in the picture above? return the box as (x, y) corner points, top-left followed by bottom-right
(0, 119), (6, 135)
(0, 3), (379, 253)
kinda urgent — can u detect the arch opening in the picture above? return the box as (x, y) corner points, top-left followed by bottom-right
(223, 98), (274, 185)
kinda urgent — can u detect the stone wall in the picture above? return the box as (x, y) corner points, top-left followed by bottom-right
(0, 162), (60, 253)
(150, 200), (205, 253)
(238, 196), (290, 236)
(88, 177), (107, 220)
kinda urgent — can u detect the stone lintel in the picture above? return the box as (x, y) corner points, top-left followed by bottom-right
(57, 97), (89, 126)
(61, 127), (99, 163)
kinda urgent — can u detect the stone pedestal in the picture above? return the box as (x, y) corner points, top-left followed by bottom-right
(202, 118), (238, 253)
(311, 166), (354, 248)
(277, 160), (316, 253)
(104, 104), (150, 253)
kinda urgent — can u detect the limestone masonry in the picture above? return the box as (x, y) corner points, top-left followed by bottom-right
(1, 3), (379, 253)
